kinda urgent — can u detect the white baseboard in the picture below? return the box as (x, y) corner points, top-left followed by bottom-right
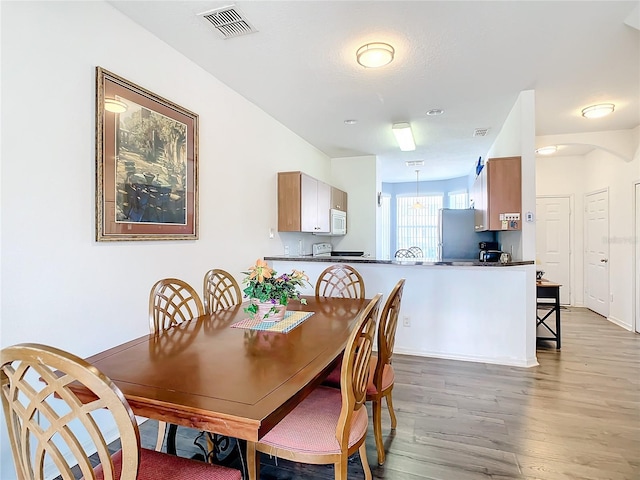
(608, 315), (632, 331)
(394, 347), (539, 368)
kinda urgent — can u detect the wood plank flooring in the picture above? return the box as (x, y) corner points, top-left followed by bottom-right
(53, 307), (638, 479)
(139, 307), (639, 479)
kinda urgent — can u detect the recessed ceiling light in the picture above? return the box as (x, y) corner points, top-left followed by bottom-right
(581, 103), (615, 119)
(426, 109), (444, 116)
(356, 42), (395, 68)
(344, 119), (358, 125)
(535, 146), (557, 155)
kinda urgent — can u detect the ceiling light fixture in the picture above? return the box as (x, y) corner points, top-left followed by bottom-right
(344, 119), (358, 125)
(413, 169), (423, 209)
(581, 103), (615, 119)
(104, 97), (128, 113)
(535, 146), (557, 155)
(356, 42), (395, 68)
(426, 109), (444, 116)
(392, 122), (416, 151)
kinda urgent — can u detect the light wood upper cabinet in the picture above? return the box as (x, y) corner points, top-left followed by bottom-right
(472, 156), (521, 231)
(330, 187), (348, 212)
(278, 171), (330, 233)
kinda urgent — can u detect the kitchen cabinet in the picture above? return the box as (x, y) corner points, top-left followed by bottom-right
(471, 156), (521, 231)
(278, 171), (330, 233)
(330, 187), (348, 212)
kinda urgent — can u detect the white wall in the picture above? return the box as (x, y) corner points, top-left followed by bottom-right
(0, 3), (331, 477)
(330, 155), (378, 256)
(536, 127), (640, 329)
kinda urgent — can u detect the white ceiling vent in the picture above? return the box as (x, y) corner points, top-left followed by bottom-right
(473, 128), (490, 137)
(198, 5), (258, 39)
(405, 160), (424, 167)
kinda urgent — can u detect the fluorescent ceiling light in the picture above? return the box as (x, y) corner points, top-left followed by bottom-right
(104, 98), (128, 113)
(581, 103), (615, 119)
(356, 42), (394, 68)
(392, 122), (415, 151)
(535, 146), (557, 155)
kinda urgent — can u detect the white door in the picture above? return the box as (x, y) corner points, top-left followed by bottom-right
(585, 189), (609, 317)
(635, 182), (640, 333)
(536, 196), (571, 304)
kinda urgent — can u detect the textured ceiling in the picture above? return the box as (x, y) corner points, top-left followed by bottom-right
(110, 1), (639, 183)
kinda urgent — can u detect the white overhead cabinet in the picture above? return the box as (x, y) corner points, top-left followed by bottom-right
(278, 171), (330, 233)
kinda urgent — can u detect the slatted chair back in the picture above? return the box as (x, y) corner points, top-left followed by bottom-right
(203, 269), (242, 314)
(315, 264), (365, 299)
(394, 249), (415, 259)
(337, 294), (381, 445)
(1, 343), (140, 480)
(372, 279), (405, 388)
(149, 278), (205, 334)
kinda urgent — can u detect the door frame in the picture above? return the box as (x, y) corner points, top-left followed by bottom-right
(634, 180), (640, 334)
(536, 194), (574, 305)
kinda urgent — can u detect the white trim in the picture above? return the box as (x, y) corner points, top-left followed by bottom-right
(394, 347), (540, 368)
(633, 180), (640, 334)
(607, 315), (632, 331)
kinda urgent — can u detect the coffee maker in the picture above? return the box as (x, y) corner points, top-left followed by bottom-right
(478, 241), (501, 262)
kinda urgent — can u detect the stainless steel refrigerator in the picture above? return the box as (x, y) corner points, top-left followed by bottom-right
(438, 209), (496, 260)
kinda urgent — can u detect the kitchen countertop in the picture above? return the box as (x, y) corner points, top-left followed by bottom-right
(264, 255), (534, 267)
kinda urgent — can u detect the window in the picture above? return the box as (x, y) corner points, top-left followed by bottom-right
(396, 194), (443, 260)
(448, 191), (469, 209)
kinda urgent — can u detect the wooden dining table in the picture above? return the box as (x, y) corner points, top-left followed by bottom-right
(81, 295), (369, 443)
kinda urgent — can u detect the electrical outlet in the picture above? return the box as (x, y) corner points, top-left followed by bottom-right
(284, 245), (290, 256)
(403, 316), (411, 327)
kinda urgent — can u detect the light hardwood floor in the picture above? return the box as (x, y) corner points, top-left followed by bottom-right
(139, 306), (639, 479)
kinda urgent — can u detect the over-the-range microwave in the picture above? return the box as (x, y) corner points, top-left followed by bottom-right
(315, 209), (346, 236)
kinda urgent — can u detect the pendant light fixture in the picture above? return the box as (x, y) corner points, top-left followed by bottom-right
(413, 169), (423, 209)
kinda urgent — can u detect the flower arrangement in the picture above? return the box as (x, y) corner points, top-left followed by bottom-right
(242, 259), (310, 319)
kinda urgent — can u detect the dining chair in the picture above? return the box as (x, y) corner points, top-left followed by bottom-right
(368, 278), (405, 465)
(203, 268), (242, 314)
(315, 264), (365, 299)
(0, 343), (242, 480)
(394, 249), (415, 259)
(246, 293), (382, 480)
(408, 246), (423, 258)
(149, 277), (204, 451)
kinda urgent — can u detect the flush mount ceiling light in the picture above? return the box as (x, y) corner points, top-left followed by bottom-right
(392, 122), (415, 151)
(581, 103), (615, 119)
(535, 146), (558, 155)
(356, 42), (395, 68)
(104, 97), (128, 113)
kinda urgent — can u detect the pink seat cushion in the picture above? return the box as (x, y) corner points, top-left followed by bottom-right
(91, 447), (242, 480)
(366, 359), (395, 396)
(259, 386), (368, 454)
(325, 356), (395, 396)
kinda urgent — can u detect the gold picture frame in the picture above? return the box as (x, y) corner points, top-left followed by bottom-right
(96, 67), (198, 241)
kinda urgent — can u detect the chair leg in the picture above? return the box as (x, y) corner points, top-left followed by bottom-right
(372, 398), (385, 465)
(155, 421), (167, 451)
(247, 441), (259, 480)
(334, 455), (348, 480)
(385, 389), (397, 429)
(359, 441), (372, 479)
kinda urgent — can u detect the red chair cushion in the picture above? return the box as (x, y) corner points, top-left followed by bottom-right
(259, 386), (368, 454)
(324, 356), (395, 395)
(92, 447), (242, 480)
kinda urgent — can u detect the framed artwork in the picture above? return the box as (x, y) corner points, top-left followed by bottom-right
(95, 67), (198, 241)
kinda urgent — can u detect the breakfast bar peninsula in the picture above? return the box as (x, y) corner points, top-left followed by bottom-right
(265, 255), (538, 367)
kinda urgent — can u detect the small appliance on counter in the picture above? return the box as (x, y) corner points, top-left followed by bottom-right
(478, 241), (502, 262)
(312, 242), (364, 257)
